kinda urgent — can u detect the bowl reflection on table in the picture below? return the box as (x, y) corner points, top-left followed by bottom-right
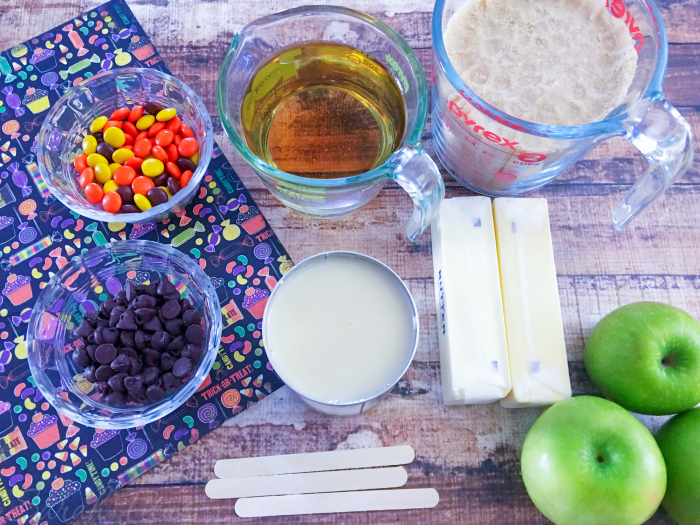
(26, 241), (222, 429)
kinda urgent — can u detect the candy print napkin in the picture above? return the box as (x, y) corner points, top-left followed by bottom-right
(0, 1), (287, 523)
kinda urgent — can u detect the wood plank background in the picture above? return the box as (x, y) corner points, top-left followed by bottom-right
(2, 0), (699, 523)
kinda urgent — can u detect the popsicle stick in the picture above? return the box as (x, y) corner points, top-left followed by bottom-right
(214, 445), (415, 479)
(235, 488), (440, 517)
(206, 466), (408, 499)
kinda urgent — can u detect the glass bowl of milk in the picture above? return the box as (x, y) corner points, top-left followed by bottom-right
(263, 252), (419, 415)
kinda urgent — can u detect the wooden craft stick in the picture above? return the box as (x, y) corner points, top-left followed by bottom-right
(234, 488), (440, 517)
(205, 466), (408, 499)
(214, 445), (415, 479)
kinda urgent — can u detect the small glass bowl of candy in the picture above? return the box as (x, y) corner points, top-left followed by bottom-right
(26, 241), (222, 429)
(37, 68), (213, 222)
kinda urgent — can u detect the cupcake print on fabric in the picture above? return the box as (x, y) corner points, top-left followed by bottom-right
(90, 429), (123, 460)
(242, 287), (269, 319)
(27, 412), (59, 449)
(47, 477), (84, 522)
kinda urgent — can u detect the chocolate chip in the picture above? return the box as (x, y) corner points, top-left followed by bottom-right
(165, 318), (183, 336)
(185, 324), (204, 344)
(94, 381), (110, 396)
(156, 309), (167, 325)
(126, 282), (138, 302)
(145, 282), (159, 297)
(172, 358), (193, 378)
(135, 308), (157, 325)
(83, 310), (99, 324)
(119, 347), (139, 360)
(87, 332), (97, 345)
(109, 306), (126, 328)
(108, 372), (128, 392)
(120, 330), (136, 348)
(160, 353), (176, 371)
(116, 309), (138, 330)
(146, 385), (166, 401)
(161, 299), (181, 320)
(124, 375), (144, 394)
(105, 391), (127, 405)
(101, 327), (120, 345)
(110, 353), (131, 373)
(135, 330), (151, 349)
(162, 372), (182, 391)
(134, 295), (156, 309)
(73, 347), (91, 368)
(83, 366), (96, 383)
(143, 348), (161, 368)
(157, 277), (177, 296)
(182, 309), (201, 327)
(166, 335), (186, 354)
(94, 327), (105, 345)
(143, 316), (162, 332)
(129, 357), (144, 376)
(151, 331), (171, 351)
(181, 298), (194, 310)
(142, 367), (160, 385)
(95, 344), (117, 364)
(96, 318), (110, 329)
(182, 344), (203, 362)
(116, 290), (128, 306)
(95, 364), (115, 382)
(86, 345), (97, 361)
(73, 320), (94, 338)
(163, 292), (181, 302)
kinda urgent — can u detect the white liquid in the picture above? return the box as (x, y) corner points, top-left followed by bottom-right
(264, 255), (416, 404)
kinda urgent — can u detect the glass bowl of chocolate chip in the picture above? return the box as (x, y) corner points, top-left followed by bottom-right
(26, 240), (222, 429)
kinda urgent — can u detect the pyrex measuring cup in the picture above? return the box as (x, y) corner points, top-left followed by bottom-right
(218, 6), (444, 241)
(432, 0), (693, 229)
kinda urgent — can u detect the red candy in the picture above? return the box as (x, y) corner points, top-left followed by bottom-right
(180, 170), (192, 188)
(124, 157), (144, 173)
(166, 144), (179, 163)
(155, 129), (174, 147)
(79, 167), (94, 188)
(147, 121), (165, 137)
(123, 134), (135, 146)
(166, 161), (181, 179)
(103, 120), (123, 131)
(128, 105), (144, 123)
(110, 107), (130, 121)
(166, 117), (181, 133)
(74, 154), (88, 173)
(102, 191), (122, 213)
(180, 124), (194, 138)
(123, 121), (139, 138)
(133, 138), (152, 158)
(178, 137), (199, 157)
(151, 145), (168, 163)
(173, 134), (182, 146)
(131, 176), (154, 195)
(85, 182), (104, 204)
(135, 131), (149, 143)
(114, 166), (137, 186)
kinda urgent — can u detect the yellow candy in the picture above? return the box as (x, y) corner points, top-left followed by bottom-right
(109, 163), (121, 174)
(89, 116), (108, 133)
(189, 152), (199, 164)
(141, 158), (164, 177)
(112, 148), (134, 164)
(103, 127), (126, 148)
(156, 108), (177, 122)
(159, 186), (173, 199)
(94, 163), (112, 184)
(86, 153), (109, 167)
(135, 114), (156, 131)
(103, 180), (119, 193)
(134, 193), (151, 211)
(81, 135), (97, 155)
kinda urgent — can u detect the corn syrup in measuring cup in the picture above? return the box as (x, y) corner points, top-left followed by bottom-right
(241, 43), (406, 179)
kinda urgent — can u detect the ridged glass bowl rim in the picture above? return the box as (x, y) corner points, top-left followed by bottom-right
(217, 5), (429, 188)
(37, 68), (214, 223)
(432, 0), (669, 139)
(26, 240), (222, 429)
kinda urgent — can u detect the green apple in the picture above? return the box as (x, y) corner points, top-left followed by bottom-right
(584, 302), (700, 415)
(655, 408), (700, 525)
(521, 396), (666, 525)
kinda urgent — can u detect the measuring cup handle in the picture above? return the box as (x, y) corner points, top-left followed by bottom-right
(613, 97), (694, 229)
(389, 145), (445, 241)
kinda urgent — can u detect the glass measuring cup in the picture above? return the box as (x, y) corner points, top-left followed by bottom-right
(218, 6), (444, 241)
(432, 0), (693, 229)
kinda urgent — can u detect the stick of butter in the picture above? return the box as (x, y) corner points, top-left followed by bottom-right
(431, 197), (511, 404)
(492, 198), (571, 408)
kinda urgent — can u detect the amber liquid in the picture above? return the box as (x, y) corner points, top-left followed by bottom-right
(241, 42), (406, 179)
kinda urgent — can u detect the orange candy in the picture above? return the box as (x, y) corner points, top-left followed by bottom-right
(79, 167), (94, 188)
(123, 121), (139, 138)
(135, 131), (149, 143)
(155, 129), (174, 147)
(180, 124), (194, 138)
(85, 182), (104, 204)
(102, 191), (122, 213)
(131, 175), (155, 195)
(74, 154), (88, 173)
(133, 138), (152, 158)
(147, 121), (165, 137)
(124, 157), (144, 173)
(128, 105), (144, 123)
(114, 166), (137, 186)
(178, 137), (199, 157)
(166, 116), (181, 133)
(151, 145), (168, 163)
(110, 107), (131, 121)
(166, 144), (179, 163)
(173, 134), (182, 146)
(180, 170), (193, 188)
(123, 134), (135, 146)
(166, 161), (181, 179)
(103, 120), (123, 131)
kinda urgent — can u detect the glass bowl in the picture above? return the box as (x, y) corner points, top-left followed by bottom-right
(37, 68), (214, 223)
(26, 241), (222, 429)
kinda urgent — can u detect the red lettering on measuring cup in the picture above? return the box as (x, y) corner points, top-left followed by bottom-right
(448, 100), (522, 150)
(607, 0), (644, 50)
(517, 152), (547, 163)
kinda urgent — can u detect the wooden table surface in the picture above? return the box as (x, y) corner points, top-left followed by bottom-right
(2, 0), (699, 523)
